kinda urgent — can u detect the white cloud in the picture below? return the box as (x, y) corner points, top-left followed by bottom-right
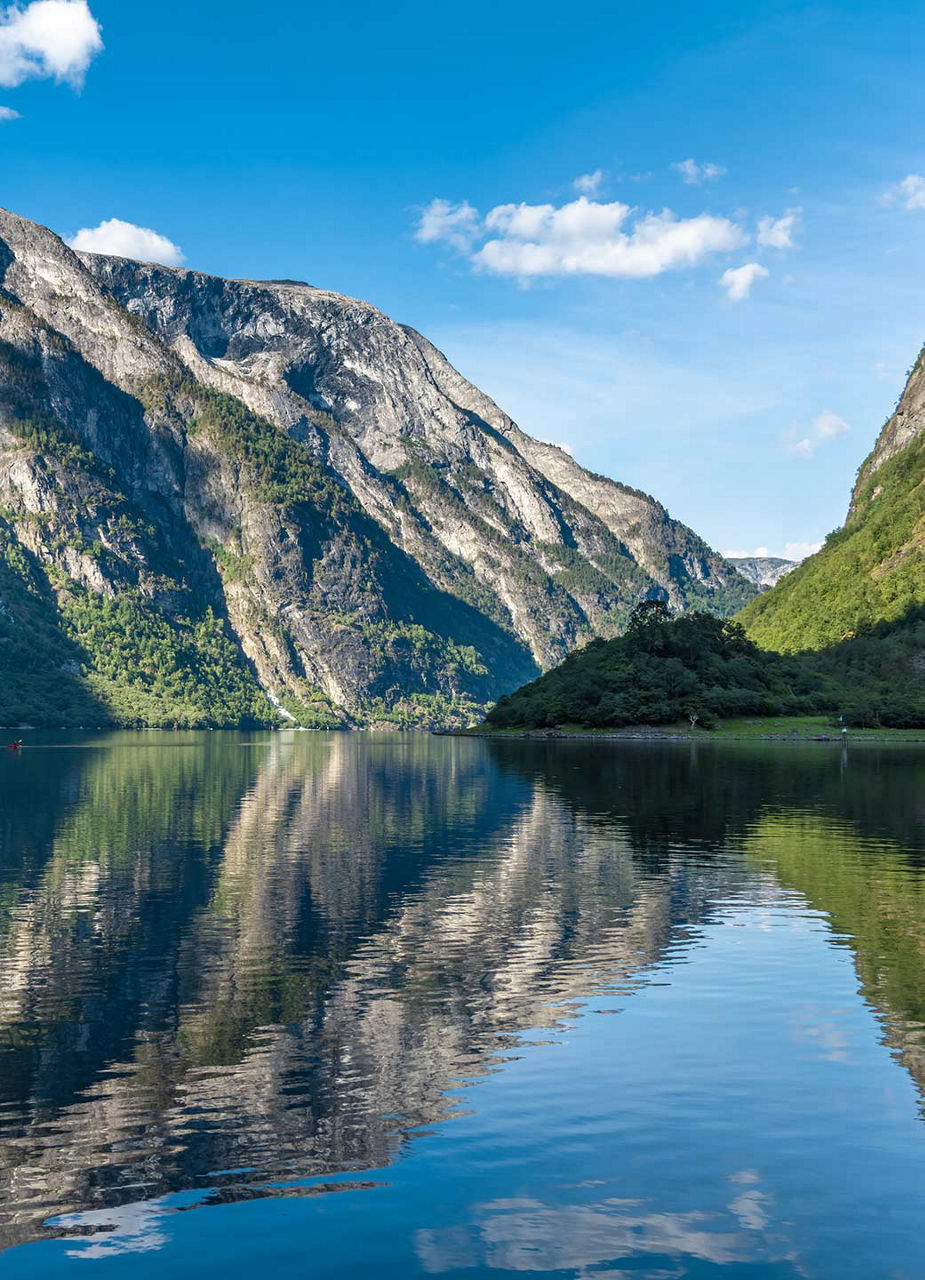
(722, 541), (820, 561)
(414, 198), (480, 251)
(882, 174), (925, 210)
(0, 102), (19, 118)
(722, 546), (770, 558)
(417, 194), (746, 281)
(719, 262), (768, 301)
(66, 218), (185, 265)
(785, 409), (849, 457)
(672, 158), (725, 185)
(756, 208), (801, 249)
(479, 204), (745, 279)
(572, 170), (604, 196)
(0, 0), (102, 89)
(784, 540), (822, 560)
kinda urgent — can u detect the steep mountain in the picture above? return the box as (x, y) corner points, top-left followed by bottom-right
(0, 207), (753, 728)
(739, 346), (925, 652)
(731, 552), (798, 586)
(727, 556), (796, 590)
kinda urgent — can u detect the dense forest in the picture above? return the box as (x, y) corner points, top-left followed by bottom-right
(485, 601), (925, 731)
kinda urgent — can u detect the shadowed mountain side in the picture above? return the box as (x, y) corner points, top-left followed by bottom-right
(0, 520), (108, 729)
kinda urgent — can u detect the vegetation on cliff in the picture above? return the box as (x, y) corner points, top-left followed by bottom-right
(0, 516), (276, 729)
(739, 412), (925, 652)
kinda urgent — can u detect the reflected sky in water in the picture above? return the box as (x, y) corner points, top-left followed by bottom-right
(1, 733), (924, 1277)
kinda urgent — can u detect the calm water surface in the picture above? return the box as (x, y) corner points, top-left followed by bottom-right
(1, 732), (924, 1277)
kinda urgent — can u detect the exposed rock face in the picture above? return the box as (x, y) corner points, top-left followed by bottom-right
(727, 557), (796, 590)
(851, 346), (925, 517)
(0, 206), (754, 727)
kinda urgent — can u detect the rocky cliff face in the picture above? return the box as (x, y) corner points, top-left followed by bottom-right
(850, 345), (925, 517)
(0, 207), (754, 727)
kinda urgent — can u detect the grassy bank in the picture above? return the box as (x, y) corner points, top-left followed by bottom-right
(461, 715), (925, 742)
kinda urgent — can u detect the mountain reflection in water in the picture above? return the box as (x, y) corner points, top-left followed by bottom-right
(1, 733), (924, 1278)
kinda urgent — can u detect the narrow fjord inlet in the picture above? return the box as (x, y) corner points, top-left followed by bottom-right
(1, 735), (925, 1277)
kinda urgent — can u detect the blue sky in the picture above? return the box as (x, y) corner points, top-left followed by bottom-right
(3, 0), (925, 558)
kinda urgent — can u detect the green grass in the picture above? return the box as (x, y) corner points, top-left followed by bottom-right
(709, 716), (925, 740)
(468, 715), (925, 741)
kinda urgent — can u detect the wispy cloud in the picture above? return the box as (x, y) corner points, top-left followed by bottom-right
(414, 197), (481, 251)
(813, 408), (850, 438)
(66, 218), (185, 266)
(415, 195), (746, 281)
(432, 319), (779, 470)
(756, 208), (801, 249)
(0, 0), (103, 89)
(672, 158), (726, 185)
(719, 262), (768, 301)
(786, 408), (849, 457)
(0, 103), (19, 119)
(881, 174), (925, 210)
(572, 170), (604, 196)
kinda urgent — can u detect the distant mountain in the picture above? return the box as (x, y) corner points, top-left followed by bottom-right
(0, 207), (754, 728)
(739, 347), (925, 652)
(727, 556), (796, 590)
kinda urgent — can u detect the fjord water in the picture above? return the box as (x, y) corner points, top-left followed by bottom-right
(1, 736), (924, 1277)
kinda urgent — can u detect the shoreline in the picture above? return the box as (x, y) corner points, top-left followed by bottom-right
(4, 721), (925, 744)
(451, 720), (925, 744)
